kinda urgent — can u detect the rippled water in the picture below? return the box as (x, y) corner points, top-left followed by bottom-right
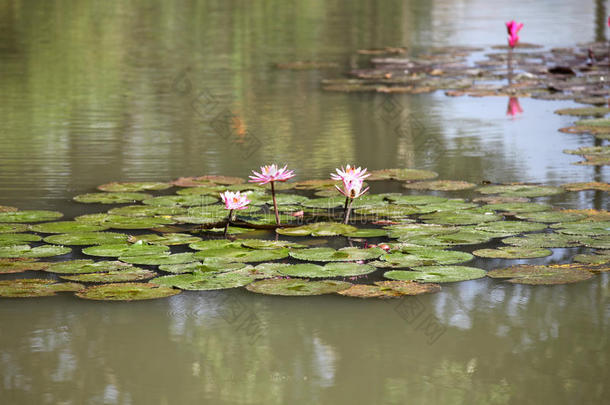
(0, 1), (608, 404)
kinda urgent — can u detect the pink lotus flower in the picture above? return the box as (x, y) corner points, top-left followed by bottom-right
(220, 191), (250, 210)
(506, 97), (523, 116)
(335, 178), (369, 199)
(249, 164), (295, 185)
(330, 165), (370, 182)
(506, 20), (523, 48)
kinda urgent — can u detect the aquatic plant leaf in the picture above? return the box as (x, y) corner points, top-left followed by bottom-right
(278, 262), (376, 278)
(46, 260), (135, 274)
(472, 246), (552, 259)
(0, 244), (71, 258)
(402, 180), (477, 191)
(142, 195), (218, 207)
(385, 265), (486, 283)
(0, 279), (84, 298)
(483, 202), (551, 213)
(0, 233), (42, 246)
(189, 239), (242, 250)
(0, 259), (50, 274)
(246, 279), (352, 296)
(554, 107), (610, 116)
(119, 252), (197, 265)
(73, 192), (152, 204)
(356, 204), (433, 217)
(264, 194), (310, 205)
(289, 247), (384, 262)
(401, 230), (494, 246)
(240, 239), (305, 249)
(30, 221), (109, 233)
(343, 228), (388, 238)
(386, 223), (460, 239)
(551, 221), (610, 236)
(375, 280), (441, 295)
(336, 284), (404, 298)
(577, 236), (610, 249)
(76, 283), (180, 301)
(60, 268), (157, 283)
(108, 205), (187, 217)
(573, 252), (610, 265)
(0, 210), (63, 223)
(515, 210), (587, 223)
(385, 195), (448, 205)
(82, 243), (169, 257)
(127, 233), (201, 246)
(0, 224), (28, 233)
(502, 233), (581, 248)
(302, 197), (346, 209)
(476, 184), (564, 197)
(487, 264), (594, 285)
(561, 182), (610, 192)
(193, 247), (289, 263)
(376, 248), (473, 268)
(97, 182), (172, 192)
(44, 232), (129, 246)
(172, 175), (245, 187)
(151, 271), (255, 290)
(276, 222), (358, 237)
(474, 221), (547, 235)
(159, 261), (250, 274)
(367, 168), (438, 181)
(74, 213), (174, 229)
(421, 210), (502, 225)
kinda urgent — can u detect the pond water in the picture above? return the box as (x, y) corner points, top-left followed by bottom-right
(0, 0), (608, 404)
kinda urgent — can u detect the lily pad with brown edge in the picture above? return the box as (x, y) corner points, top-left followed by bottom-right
(0, 233), (42, 246)
(515, 210), (587, 223)
(246, 279), (352, 296)
(486, 264), (594, 285)
(150, 271), (255, 291)
(276, 222), (357, 237)
(289, 247), (385, 262)
(402, 180), (477, 191)
(0, 259), (50, 274)
(278, 262), (376, 278)
(45, 260), (135, 274)
(127, 233), (201, 246)
(301, 197), (348, 209)
(119, 252), (197, 266)
(562, 182), (610, 192)
(385, 265), (486, 283)
(375, 280), (441, 295)
(564, 145), (610, 157)
(401, 230), (494, 246)
(367, 168), (438, 181)
(0, 223), (28, 233)
(82, 242), (169, 258)
(474, 221), (547, 235)
(193, 247), (289, 263)
(43, 231), (130, 246)
(551, 221), (610, 236)
(240, 239), (305, 250)
(97, 182), (172, 192)
(73, 192), (152, 204)
(554, 107), (610, 116)
(108, 205), (187, 217)
(483, 202), (551, 213)
(476, 184), (564, 198)
(0, 279), (84, 298)
(420, 210), (502, 225)
(559, 125), (610, 139)
(142, 195), (218, 207)
(30, 221), (109, 234)
(59, 268), (157, 283)
(0, 210), (63, 223)
(336, 284), (404, 298)
(0, 244), (71, 258)
(76, 282), (180, 301)
(502, 233), (581, 248)
(472, 246), (552, 259)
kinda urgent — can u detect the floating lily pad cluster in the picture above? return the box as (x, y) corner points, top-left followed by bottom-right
(0, 172), (607, 300)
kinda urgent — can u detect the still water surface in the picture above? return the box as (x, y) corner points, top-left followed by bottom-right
(0, 1), (608, 404)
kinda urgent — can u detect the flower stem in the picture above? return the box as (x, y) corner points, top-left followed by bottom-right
(224, 209), (234, 237)
(270, 181), (280, 226)
(507, 47), (513, 86)
(343, 198), (353, 224)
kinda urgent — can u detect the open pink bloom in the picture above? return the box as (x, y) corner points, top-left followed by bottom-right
(335, 178), (369, 199)
(249, 164), (295, 185)
(506, 20), (523, 48)
(330, 164), (370, 182)
(220, 191), (250, 210)
(506, 97), (523, 116)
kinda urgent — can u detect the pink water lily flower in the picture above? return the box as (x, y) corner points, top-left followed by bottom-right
(249, 164), (295, 185)
(220, 191), (250, 210)
(335, 178), (369, 199)
(330, 164), (370, 182)
(506, 97), (523, 116)
(506, 20), (523, 48)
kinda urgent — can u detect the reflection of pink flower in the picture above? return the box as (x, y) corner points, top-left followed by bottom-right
(506, 20), (523, 48)
(607, 16), (610, 27)
(220, 191), (250, 210)
(335, 178), (369, 199)
(249, 164), (295, 185)
(506, 97), (524, 116)
(330, 165), (370, 182)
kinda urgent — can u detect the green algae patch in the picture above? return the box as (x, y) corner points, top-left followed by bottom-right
(472, 246), (552, 259)
(0, 279), (84, 298)
(385, 265), (486, 283)
(487, 264), (595, 285)
(246, 279), (352, 296)
(0, 210), (63, 223)
(73, 192), (152, 204)
(76, 283), (180, 301)
(289, 247), (384, 262)
(97, 182), (172, 192)
(402, 180), (477, 191)
(44, 232), (130, 246)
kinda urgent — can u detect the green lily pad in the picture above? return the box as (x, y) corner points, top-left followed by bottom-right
(204, 226), (254, 235)
(374, 248), (473, 268)
(246, 279), (352, 296)
(97, 182), (172, 192)
(193, 247), (289, 263)
(108, 205), (187, 217)
(289, 247), (385, 262)
(385, 195), (448, 205)
(240, 239), (305, 249)
(386, 223), (460, 239)
(241, 213), (296, 226)
(76, 283), (180, 301)
(189, 239), (242, 250)
(278, 262), (376, 278)
(554, 107), (610, 116)
(46, 260), (135, 274)
(30, 221), (109, 233)
(337, 280), (441, 298)
(472, 246), (552, 259)
(385, 265), (486, 283)
(403, 180), (477, 191)
(573, 252), (610, 265)
(577, 236), (610, 249)
(127, 233), (202, 245)
(0, 223), (28, 233)
(403, 230), (494, 246)
(44, 232), (129, 246)
(0, 210), (63, 223)
(142, 195), (218, 207)
(0, 233), (42, 246)
(74, 213), (175, 229)
(82, 242), (169, 257)
(264, 194), (310, 205)
(0, 279), (84, 298)
(474, 221), (547, 235)
(73, 192), (152, 204)
(487, 264), (594, 285)
(561, 182), (610, 192)
(0, 259), (50, 274)
(575, 118), (610, 128)
(151, 271), (255, 290)
(0, 244), (71, 258)
(367, 168), (438, 181)
(172, 175), (245, 187)
(483, 202), (552, 213)
(421, 200), (479, 212)
(356, 204), (433, 217)
(476, 184), (564, 198)
(302, 197), (348, 209)
(119, 252), (197, 265)
(551, 221), (610, 236)
(515, 210), (587, 223)
(421, 210), (502, 225)
(276, 222), (358, 237)
(60, 268), (157, 283)
(343, 228), (388, 238)
(502, 233), (581, 248)
(159, 261), (250, 274)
